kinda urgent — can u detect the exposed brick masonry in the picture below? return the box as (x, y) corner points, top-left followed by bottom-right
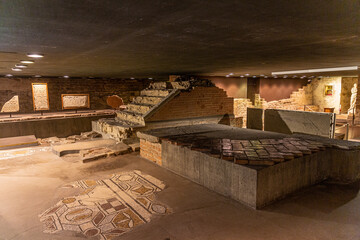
(140, 139), (162, 165)
(147, 87), (234, 122)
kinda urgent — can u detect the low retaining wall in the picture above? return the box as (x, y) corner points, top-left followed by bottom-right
(0, 113), (114, 138)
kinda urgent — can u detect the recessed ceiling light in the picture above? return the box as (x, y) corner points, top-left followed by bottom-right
(5, 74), (13, 77)
(27, 53), (44, 58)
(63, 75), (69, 78)
(11, 68), (22, 72)
(229, 73), (234, 76)
(20, 60), (35, 64)
(260, 74), (264, 76)
(252, 76), (257, 78)
(272, 66), (358, 75)
(245, 73), (250, 76)
(226, 75), (230, 77)
(283, 75), (288, 78)
(240, 75), (244, 78)
(148, 77), (153, 80)
(34, 75), (42, 78)
(15, 64), (27, 68)
(130, 77), (135, 79)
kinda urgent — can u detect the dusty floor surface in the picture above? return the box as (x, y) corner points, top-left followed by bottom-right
(0, 147), (359, 240)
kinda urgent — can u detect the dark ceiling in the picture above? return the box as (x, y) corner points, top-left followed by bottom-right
(0, 0), (360, 78)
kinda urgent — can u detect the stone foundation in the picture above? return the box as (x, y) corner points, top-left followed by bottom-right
(138, 124), (360, 209)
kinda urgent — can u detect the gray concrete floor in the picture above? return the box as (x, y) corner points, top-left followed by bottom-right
(0, 148), (359, 240)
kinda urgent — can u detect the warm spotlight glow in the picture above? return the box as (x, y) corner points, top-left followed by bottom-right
(34, 75), (42, 78)
(20, 60), (35, 64)
(245, 73), (250, 76)
(27, 53), (44, 58)
(15, 64), (27, 68)
(11, 68), (22, 72)
(5, 74), (13, 77)
(63, 75), (69, 78)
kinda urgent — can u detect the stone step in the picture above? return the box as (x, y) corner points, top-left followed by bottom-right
(116, 111), (145, 125)
(92, 118), (141, 141)
(126, 103), (153, 115)
(148, 82), (172, 89)
(140, 89), (171, 97)
(133, 96), (165, 105)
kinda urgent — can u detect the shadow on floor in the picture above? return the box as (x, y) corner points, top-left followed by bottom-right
(262, 180), (360, 216)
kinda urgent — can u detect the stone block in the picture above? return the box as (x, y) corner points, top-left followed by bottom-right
(246, 108), (263, 130)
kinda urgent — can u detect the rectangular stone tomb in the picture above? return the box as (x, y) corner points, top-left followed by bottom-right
(138, 124), (360, 209)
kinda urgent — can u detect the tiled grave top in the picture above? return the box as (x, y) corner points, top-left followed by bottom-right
(161, 135), (328, 167)
(139, 124), (360, 150)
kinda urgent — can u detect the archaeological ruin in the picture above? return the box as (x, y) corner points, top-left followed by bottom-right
(0, 1), (360, 240)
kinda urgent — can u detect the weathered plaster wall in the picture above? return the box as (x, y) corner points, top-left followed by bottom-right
(259, 78), (308, 102)
(311, 77), (342, 113)
(0, 77), (151, 113)
(206, 76), (247, 98)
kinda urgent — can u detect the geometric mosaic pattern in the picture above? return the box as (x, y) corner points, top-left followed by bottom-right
(39, 170), (169, 239)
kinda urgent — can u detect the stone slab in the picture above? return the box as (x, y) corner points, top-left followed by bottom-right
(246, 108), (263, 130)
(0, 135), (39, 150)
(80, 142), (131, 163)
(264, 109), (335, 138)
(52, 139), (117, 156)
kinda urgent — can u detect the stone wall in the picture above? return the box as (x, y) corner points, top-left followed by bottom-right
(311, 77), (342, 113)
(147, 87), (234, 122)
(254, 84), (317, 111)
(234, 98), (254, 127)
(0, 77), (151, 113)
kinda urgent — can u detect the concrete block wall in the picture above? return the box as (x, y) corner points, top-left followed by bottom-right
(146, 87), (234, 122)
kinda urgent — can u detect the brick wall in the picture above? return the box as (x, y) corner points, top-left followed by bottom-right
(140, 139), (162, 165)
(147, 86), (234, 122)
(0, 77), (151, 113)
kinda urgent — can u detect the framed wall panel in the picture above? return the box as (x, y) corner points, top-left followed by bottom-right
(32, 83), (50, 111)
(61, 94), (90, 110)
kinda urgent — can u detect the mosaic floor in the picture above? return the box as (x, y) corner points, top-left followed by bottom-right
(39, 170), (169, 239)
(0, 147), (51, 160)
